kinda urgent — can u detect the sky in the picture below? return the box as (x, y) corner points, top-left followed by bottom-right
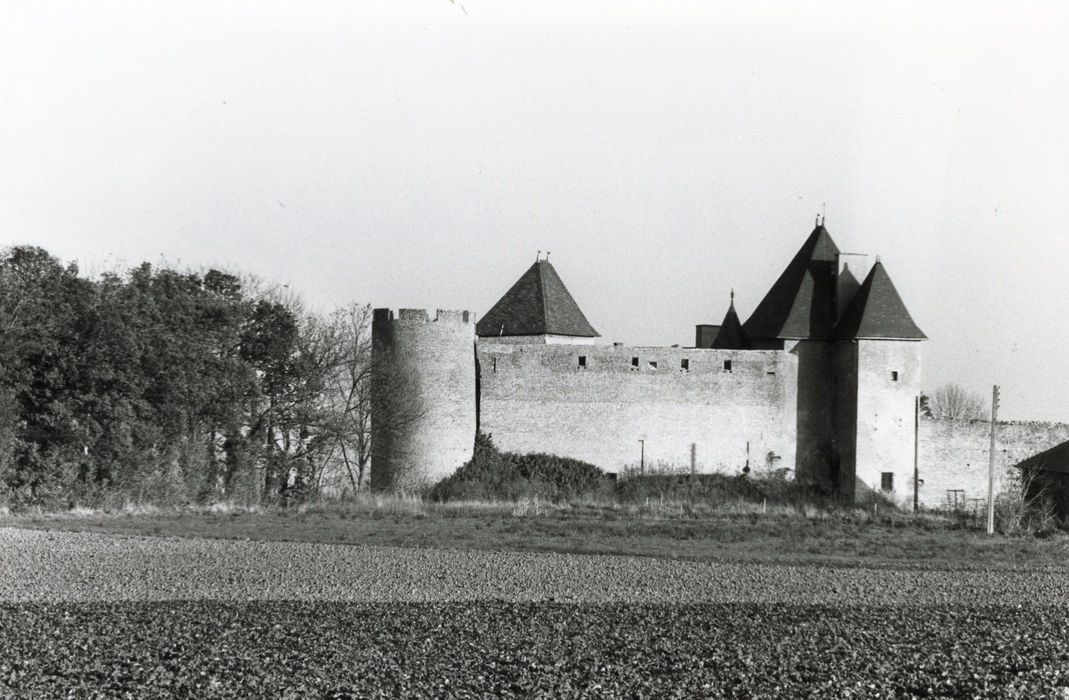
(1, 1), (1067, 422)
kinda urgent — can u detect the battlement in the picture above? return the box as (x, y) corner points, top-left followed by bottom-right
(373, 307), (474, 324)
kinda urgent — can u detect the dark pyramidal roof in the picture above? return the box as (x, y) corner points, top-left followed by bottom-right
(833, 262), (927, 340)
(711, 294), (747, 349)
(743, 224), (839, 340)
(476, 260), (599, 338)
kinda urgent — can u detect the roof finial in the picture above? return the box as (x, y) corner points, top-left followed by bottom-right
(730, 288), (735, 305)
(546, 251), (550, 262)
(536, 250), (541, 262)
(815, 213), (820, 227)
(821, 202), (826, 226)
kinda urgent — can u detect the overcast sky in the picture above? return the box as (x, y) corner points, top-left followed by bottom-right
(2, 1), (1067, 422)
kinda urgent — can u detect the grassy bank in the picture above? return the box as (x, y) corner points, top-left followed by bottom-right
(4, 496), (1068, 570)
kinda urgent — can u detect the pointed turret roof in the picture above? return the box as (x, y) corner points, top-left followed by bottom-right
(711, 292), (747, 349)
(833, 262), (927, 340)
(743, 223), (840, 340)
(476, 260), (599, 338)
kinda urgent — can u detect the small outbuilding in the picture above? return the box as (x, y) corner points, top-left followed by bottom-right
(1015, 440), (1069, 519)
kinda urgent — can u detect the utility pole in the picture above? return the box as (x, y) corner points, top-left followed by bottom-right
(987, 385), (1000, 535)
(913, 395), (920, 512)
(639, 439), (645, 476)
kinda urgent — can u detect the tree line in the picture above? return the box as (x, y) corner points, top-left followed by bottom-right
(0, 246), (397, 508)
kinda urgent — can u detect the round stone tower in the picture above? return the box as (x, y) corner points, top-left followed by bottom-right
(370, 308), (476, 491)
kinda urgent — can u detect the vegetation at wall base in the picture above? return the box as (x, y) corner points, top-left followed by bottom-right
(429, 433), (898, 516)
(428, 433), (609, 502)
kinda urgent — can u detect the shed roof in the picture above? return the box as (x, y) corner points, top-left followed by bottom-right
(833, 262), (927, 340)
(476, 260), (599, 338)
(1016, 441), (1069, 475)
(743, 224), (840, 340)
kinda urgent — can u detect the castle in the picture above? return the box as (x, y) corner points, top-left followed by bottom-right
(370, 219), (941, 505)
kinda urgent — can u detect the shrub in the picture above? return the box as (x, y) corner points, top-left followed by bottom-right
(429, 433), (609, 502)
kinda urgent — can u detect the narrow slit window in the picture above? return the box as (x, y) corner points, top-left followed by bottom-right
(891, 371), (899, 381)
(681, 358), (690, 371)
(578, 355), (587, 369)
(724, 359), (733, 372)
(492, 357), (497, 373)
(880, 472), (894, 492)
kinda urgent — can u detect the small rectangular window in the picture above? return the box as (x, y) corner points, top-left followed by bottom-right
(724, 359), (733, 372)
(891, 371), (899, 381)
(492, 357), (497, 373)
(578, 355), (586, 369)
(881, 472), (894, 492)
(681, 358), (690, 371)
(631, 357), (639, 368)
(648, 360), (658, 370)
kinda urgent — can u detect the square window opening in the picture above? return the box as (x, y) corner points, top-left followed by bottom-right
(880, 472), (894, 492)
(578, 355), (587, 369)
(681, 358), (690, 371)
(631, 356), (639, 368)
(648, 360), (658, 370)
(891, 370), (899, 381)
(724, 359), (733, 372)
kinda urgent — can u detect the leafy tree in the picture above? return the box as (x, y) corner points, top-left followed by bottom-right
(0, 245), (389, 508)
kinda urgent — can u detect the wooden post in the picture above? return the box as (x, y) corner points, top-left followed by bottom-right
(639, 439), (645, 476)
(987, 385), (1000, 535)
(690, 442), (696, 475)
(913, 395), (920, 512)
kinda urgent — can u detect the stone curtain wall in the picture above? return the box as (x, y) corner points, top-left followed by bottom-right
(916, 418), (1069, 509)
(477, 343), (797, 475)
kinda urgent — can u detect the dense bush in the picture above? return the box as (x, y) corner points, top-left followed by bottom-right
(431, 434), (864, 509)
(429, 433), (609, 502)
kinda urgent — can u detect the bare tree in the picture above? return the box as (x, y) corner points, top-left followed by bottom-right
(925, 383), (988, 420)
(314, 304), (426, 494)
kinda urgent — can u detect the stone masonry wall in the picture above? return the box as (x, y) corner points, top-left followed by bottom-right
(477, 342), (797, 475)
(916, 418), (1069, 509)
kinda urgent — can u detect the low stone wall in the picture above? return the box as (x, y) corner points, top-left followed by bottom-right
(916, 418), (1069, 509)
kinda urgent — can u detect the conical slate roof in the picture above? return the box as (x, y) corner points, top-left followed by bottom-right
(711, 296), (747, 349)
(476, 260), (599, 338)
(743, 224), (840, 340)
(833, 262), (927, 340)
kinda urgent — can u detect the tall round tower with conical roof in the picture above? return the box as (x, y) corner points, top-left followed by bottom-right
(742, 221), (843, 486)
